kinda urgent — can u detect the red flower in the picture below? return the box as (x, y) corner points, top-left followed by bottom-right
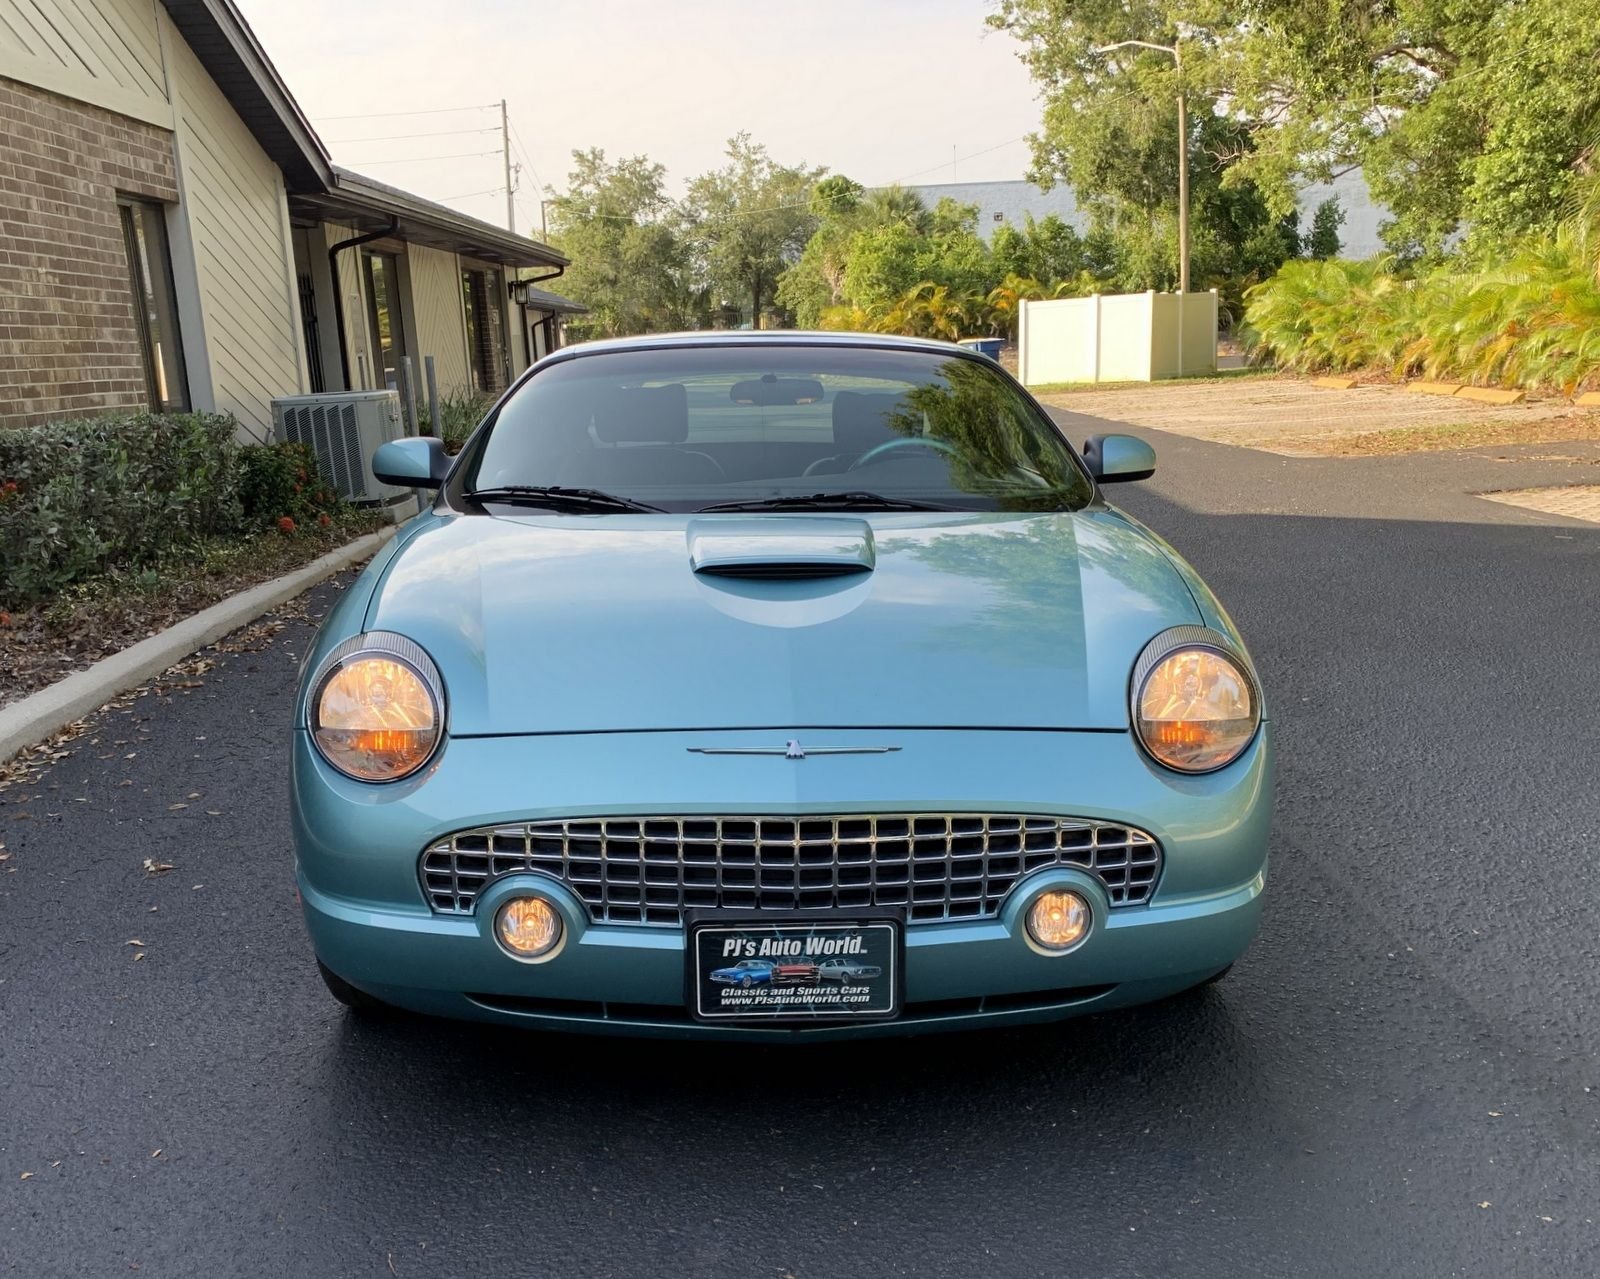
(0, 480), (17, 497)
(0, 610), (11, 628)
(317, 513), (331, 527)
(296, 470), (308, 482)
(277, 516), (296, 533)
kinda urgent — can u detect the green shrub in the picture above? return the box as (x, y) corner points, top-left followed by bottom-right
(1242, 235), (1600, 391)
(434, 389), (496, 453)
(236, 440), (345, 528)
(0, 412), (243, 607)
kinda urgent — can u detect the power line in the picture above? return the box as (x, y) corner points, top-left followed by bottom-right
(327, 126), (499, 144)
(342, 148), (501, 166)
(443, 186), (504, 201)
(507, 119), (549, 196)
(315, 103), (499, 122)
(884, 135), (1030, 186)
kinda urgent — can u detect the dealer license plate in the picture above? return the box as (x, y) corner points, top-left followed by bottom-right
(687, 915), (902, 1023)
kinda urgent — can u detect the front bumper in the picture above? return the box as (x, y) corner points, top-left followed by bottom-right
(294, 726), (1271, 1040)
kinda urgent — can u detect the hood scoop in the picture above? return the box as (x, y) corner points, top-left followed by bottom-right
(687, 516), (876, 580)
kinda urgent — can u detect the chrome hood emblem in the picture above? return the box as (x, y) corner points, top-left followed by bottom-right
(687, 740), (901, 759)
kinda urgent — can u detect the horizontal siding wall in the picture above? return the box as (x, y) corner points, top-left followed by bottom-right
(0, 0), (170, 125)
(408, 244), (470, 397)
(165, 10), (303, 439)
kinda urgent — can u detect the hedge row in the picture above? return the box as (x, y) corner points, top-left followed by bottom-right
(0, 412), (346, 608)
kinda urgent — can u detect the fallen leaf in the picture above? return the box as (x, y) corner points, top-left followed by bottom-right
(142, 859), (176, 874)
(151, 1149), (162, 1159)
(125, 939), (145, 947)
(187, 793), (200, 800)
(133, 952), (145, 961)
(205, 810), (221, 817)
(1479, 1201), (1492, 1209)
(168, 803), (187, 811)
(1488, 1111), (1503, 1117)
(19, 1172), (33, 1180)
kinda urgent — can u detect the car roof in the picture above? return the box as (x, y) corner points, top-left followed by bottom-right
(543, 329), (976, 363)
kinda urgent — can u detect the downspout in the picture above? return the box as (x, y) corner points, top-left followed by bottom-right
(328, 217), (398, 389)
(508, 264), (567, 369)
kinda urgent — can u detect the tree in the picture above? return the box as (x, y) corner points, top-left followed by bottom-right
(1306, 199), (1344, 260)
(683, 134), (821, 328)
(544, 149), (703, 338)
(988, 0), (1600, 261)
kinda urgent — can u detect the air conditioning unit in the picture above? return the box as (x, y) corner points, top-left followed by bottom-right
(271, 390), (409, 507)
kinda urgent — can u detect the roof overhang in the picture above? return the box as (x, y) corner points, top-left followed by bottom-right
(289, 168), (568, 269)
(161, 0), (332, 190)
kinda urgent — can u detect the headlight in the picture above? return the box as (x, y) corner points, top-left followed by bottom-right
(1132, 628), (1259, 773)
(309, 633), (444, 781)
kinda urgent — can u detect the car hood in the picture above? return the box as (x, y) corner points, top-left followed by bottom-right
(363, 508), (1202, 734)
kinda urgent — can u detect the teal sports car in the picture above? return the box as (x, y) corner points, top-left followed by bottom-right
(292, 332), (1270, 1039)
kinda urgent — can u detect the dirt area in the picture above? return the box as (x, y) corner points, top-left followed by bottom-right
(0, 520), (382, 711)
(1038, 377), (1600, 457)
(1477, 485), (1600, 524)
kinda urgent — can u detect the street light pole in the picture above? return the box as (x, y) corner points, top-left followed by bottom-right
(1092, 39), (1188, 294)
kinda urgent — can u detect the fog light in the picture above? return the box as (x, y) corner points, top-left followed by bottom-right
(495, 897), (563, 960)
(1026, 890), (1090, 952)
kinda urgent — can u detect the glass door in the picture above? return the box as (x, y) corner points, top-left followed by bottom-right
(363, 251), (407, 391)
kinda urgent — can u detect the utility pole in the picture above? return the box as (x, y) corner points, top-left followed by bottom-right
(500, 98), (515, 234)
(1174, 43), (1189, 295)
(1092, 39), (1189, 294)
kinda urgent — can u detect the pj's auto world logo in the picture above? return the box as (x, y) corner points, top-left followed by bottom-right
(719, 933), (868, 960)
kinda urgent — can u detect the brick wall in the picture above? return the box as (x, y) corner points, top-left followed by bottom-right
(0, 77), (178, 430)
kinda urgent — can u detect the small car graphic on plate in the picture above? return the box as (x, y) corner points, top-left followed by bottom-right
(816, 957), (883, 982)
(772, 961), (819, 984)
(709, 959), (776, 988)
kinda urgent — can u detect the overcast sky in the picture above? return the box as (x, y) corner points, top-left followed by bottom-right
(236, 0), (1042, 236)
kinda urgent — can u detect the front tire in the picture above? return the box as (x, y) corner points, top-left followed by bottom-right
(317, 960), (396, 1017)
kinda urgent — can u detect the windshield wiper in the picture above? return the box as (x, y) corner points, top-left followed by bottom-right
(697, 490), (957, 513)
(465, 485), (663, 513)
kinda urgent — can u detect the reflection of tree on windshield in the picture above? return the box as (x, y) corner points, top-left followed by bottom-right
(900, 512), (1182, 665)
(880, 359), (1083, 506)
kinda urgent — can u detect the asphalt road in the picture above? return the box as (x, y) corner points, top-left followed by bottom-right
(3, 423), (1599, 1278)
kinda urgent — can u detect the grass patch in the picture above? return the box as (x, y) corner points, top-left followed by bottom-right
(1262, 414), (1600, 457)
(1030, 367), (1275, 395)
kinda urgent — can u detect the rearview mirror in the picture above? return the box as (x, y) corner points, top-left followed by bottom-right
(1082, 433), (1155, 483)
(372, 436), (449, 489)
(730, 377), (824, 407)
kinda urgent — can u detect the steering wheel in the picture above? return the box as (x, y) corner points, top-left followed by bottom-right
(847, 437), (959, 471)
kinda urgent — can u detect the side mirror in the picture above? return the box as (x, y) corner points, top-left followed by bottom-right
(1082, 433), (1155, 483)
(372, 436), (449, 489)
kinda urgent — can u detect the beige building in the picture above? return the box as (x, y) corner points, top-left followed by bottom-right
(0, 0), (582, 435)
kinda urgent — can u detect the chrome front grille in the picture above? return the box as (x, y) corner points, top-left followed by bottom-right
(420, 814), (1161, 926)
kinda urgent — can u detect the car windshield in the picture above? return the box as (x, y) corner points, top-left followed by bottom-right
(460, 344), (1094, 513)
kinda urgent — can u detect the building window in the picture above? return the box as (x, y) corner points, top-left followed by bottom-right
(363, 250), (407, 392)
(118, 199), (188, 412)
(461, 267), (505, 394)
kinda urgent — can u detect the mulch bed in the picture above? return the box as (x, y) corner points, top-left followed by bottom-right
(0, 520), (383, 711)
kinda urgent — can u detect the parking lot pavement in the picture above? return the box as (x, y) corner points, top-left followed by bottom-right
(3, 431), (1600, 1277)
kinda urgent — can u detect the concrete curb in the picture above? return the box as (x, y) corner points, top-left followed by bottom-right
(0, 527), (395, 764)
